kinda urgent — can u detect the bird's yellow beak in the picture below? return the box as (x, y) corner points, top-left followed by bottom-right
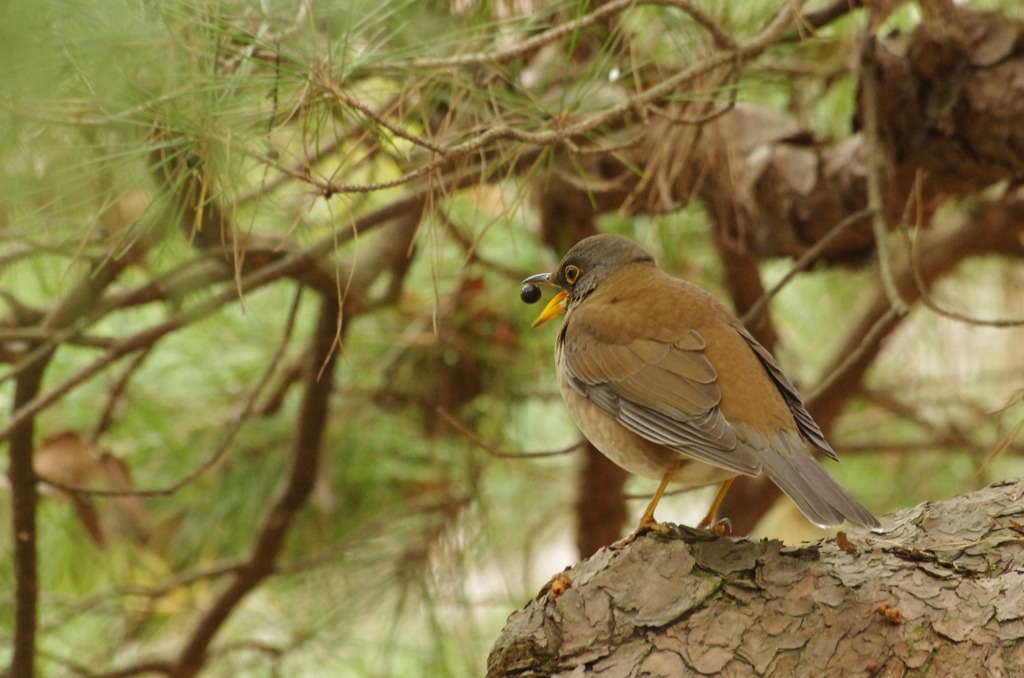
(531, 290), (569, 328)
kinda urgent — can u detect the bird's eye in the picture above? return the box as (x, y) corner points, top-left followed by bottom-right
(564, 264), (581, 284)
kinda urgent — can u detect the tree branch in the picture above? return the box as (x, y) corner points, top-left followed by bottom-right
(488, 480), (1024, 677)
(7, 254), (132, 677)
(8, 350), (49, 678)
(171, 294), (340, 677)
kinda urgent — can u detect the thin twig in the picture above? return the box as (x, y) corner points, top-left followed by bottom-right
(807, 305), (902, 404)
(321, 79), (447, 155)
(171, 294), (340, 677)
(975, 413), (1024, 479)
(372, 0), (737, 73)
(437, 408), (583, 459)
(858, 31), (909, 316)
(439, 210), (524, 281)
(44, 287), (305, 499)
(646, 64), (741, 127)
(286, 1), (801, 198)
(901, 177), (1024, 327)
(741, 208), (875, 326)
(88, 348), (154, 443)
(0, 152), (505, 446)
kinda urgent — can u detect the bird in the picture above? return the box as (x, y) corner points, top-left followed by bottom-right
(521, 233), (881, 536)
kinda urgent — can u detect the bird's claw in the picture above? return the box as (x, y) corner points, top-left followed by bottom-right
(612, 519), (675, 549)
(697, 516), (732, 535)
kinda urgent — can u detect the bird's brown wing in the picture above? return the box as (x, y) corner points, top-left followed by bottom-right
(561, 318), (761, 476)
(733, 325), (838, 461)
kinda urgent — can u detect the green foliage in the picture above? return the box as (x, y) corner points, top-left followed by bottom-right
(3, 0), (1024, 675)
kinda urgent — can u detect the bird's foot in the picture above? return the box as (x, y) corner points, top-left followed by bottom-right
(537, 569), (573, 601)
(696, 516), (732, 535)
(612, 518), (674, 549)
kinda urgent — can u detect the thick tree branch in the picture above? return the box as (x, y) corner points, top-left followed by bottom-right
(7, 254), (131, 678)
(8, 352), (48, 678)
(488, 479), (1024, 677)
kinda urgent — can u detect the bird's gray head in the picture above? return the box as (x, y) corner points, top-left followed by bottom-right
(551, 234), (655, 303)
(522, 234), (655, 327)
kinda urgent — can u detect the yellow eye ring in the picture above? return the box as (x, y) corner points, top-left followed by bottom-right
(564, 264), (580, 284)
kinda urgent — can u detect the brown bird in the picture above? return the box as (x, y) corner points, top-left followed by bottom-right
(522, 234), (880, 535)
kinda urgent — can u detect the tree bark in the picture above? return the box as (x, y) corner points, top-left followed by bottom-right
(488, 479), (1024, 677)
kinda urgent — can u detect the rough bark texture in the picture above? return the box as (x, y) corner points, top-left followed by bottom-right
(872, 3), (1024, 216)
(488, 479), (1024, 677)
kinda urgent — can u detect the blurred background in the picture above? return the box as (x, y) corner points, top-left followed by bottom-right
(2, 0), (1023, 675)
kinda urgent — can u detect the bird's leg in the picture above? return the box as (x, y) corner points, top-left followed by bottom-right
(697, 478), (735, 533)
(637, 471), (673, 530)
(612, 472), (674, 548)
